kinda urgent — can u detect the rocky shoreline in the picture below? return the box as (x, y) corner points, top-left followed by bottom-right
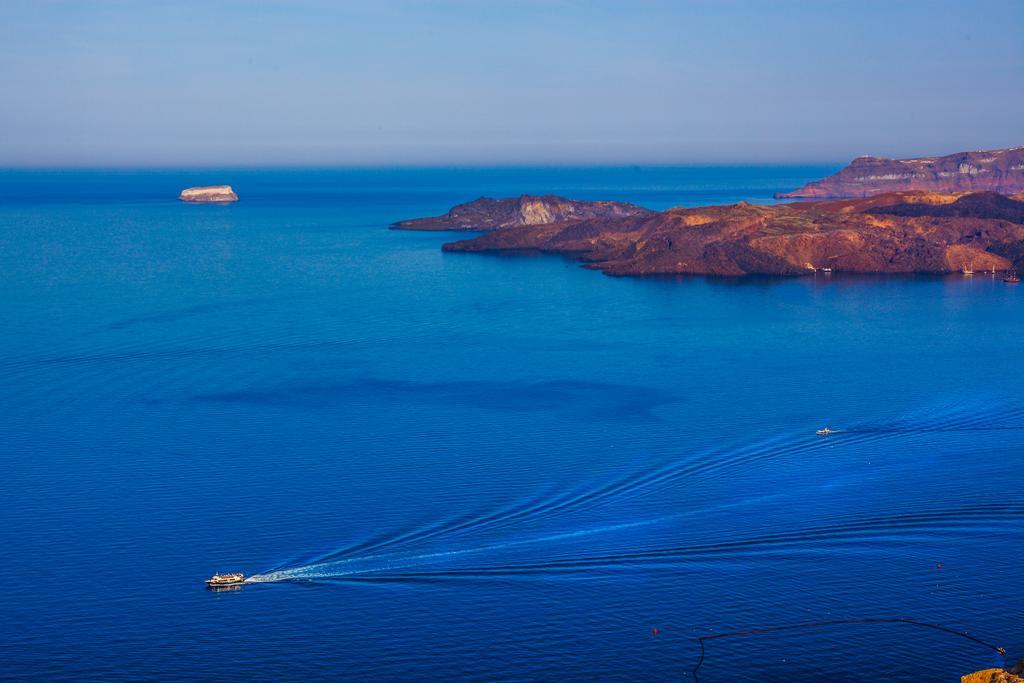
(395, 191), (1024, 277)
(963, 661), (1024, 683)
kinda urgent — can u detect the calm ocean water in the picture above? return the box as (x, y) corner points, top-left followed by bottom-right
(1, 167), (1021, 681)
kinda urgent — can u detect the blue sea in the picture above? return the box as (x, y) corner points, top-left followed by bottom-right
(1, 167), (1021, 681)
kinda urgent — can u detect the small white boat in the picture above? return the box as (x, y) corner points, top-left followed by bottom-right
(816, 427), (833, 436)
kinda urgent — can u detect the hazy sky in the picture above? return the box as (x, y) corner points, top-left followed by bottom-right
(2, 0), (1022, 166)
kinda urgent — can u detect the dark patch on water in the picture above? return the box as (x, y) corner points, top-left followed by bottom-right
(98, 297), (271, 332)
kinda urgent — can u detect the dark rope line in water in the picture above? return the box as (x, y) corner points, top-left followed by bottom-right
(689, 618), (1006, 681)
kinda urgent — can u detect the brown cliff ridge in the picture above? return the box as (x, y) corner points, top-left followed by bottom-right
(777, 147), (1024, 199)
(178, 185), (239, 203)
(399, 191), (1024, 277)
(392, 194), (650, 231)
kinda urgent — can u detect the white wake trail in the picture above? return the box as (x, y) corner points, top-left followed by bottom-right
(247, 517), (671, 583)
(247, 487), (798, 584)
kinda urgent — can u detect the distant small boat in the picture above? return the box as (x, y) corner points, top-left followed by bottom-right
(1005, 271), (1021, 284)
(816, 427), (833, 436)
(206, 572), (246, 588)
(961, 262), (974, 276)
(821, 267), (833, 274)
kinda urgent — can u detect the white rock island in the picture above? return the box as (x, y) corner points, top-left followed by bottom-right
(178, 185), (239, 203)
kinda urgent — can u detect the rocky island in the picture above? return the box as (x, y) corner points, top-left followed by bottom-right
(393, 194), (650, 231)
(778, 146), (1024, 199)
(394, 191), (1024, 277)
(178, 185), (239, 203)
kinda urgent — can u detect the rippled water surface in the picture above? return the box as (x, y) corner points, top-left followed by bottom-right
(1, 168), (1022, 681)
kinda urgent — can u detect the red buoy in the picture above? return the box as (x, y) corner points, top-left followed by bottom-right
(652, 628), (659, 636)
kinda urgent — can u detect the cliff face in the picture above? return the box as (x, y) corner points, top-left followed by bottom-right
(178, 185), (239, 203)
(777, 147), (1024, 199)
(392, 194), (651, 231)
(427, 191), (1024, 277)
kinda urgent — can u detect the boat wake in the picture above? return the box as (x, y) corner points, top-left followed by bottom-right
(247, 517), (672, 583)
(248, 397), (1023, 585)
(248, 500), (1024, 583)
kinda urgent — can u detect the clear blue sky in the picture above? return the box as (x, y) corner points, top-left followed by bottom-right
(2, 0), (1022, 166)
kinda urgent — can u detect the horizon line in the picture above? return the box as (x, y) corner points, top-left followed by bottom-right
(0, 161), (848, 172)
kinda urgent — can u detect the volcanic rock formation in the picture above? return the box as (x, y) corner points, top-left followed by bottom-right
(962, 665), (1024, 683)
(397, 191), (1024, 277)
(777, 147), (1024, 199)
(392, 194), (651, 231)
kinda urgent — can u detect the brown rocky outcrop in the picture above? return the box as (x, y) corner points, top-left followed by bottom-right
(414, 191), (1024, 277)
(392, 194), (650, 231)
(178, 185), (239, 203)
(962, 668), (1024, 683)
(777, 147), (1024, 199)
